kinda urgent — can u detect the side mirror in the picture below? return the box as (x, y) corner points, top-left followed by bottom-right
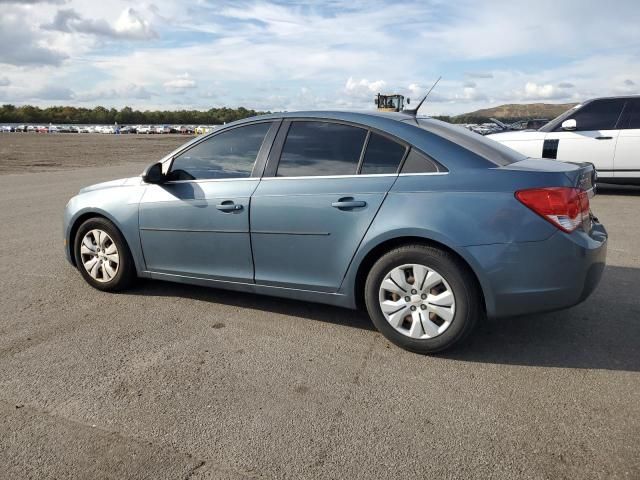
(142, 162), (165, 184)
(406, 98), (411, 104)
(374, 98), (379, 105)
(561, 119), (576, 131)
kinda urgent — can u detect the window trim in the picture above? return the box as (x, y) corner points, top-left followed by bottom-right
(162, 119), (280, 183)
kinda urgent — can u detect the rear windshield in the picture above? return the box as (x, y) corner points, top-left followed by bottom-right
(411, 118), (527, 166)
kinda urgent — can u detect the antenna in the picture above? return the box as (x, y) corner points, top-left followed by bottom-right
(403, 76), (441, 117)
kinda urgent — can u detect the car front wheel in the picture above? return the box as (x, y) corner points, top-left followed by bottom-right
(364, 244), (482, 354)
(74, 217), (135, 291)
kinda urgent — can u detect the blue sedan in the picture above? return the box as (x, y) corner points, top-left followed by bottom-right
(63, 111), (607, 353)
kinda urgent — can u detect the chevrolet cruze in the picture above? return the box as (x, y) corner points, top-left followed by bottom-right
(63, 111), (607, 353)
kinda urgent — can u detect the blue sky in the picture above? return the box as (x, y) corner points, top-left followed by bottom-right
(0, 0), (638, 115)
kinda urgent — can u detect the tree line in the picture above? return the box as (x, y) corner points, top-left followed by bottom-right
(0, 104), (266, 125)
(0, 104), (537, 126)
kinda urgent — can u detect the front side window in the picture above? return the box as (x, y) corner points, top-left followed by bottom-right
(277, 121), (367, 177)
(555, 99), (626, 132)
(360, 133), (407, 174)
(169, 122), (272, 180)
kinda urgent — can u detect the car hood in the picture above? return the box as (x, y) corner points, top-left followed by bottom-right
(487, 130), (547, 141)
(79, 176), (142, 194)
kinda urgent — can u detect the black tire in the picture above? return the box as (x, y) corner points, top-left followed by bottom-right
(364, 244), (482, 354)
(74, 217), (136, 292)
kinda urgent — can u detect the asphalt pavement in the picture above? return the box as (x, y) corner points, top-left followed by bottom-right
(0, 164), (638, 479)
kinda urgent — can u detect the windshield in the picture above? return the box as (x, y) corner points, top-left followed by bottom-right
(411, 118), (527, 166)
(538, 103), (583, 132)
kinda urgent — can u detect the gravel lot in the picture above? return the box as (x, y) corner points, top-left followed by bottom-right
(0, 135), (638, 479)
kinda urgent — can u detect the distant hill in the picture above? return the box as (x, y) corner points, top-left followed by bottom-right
(451, 102), (577, 124)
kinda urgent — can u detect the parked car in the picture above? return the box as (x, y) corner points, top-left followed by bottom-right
(137, 125), (152, 134)
(488, 96), (640, 184)
(63, 111), (606, 353)
(179, 125), (195, 134)
(490, 118), (550, 131)
(1, 125), (14, 132)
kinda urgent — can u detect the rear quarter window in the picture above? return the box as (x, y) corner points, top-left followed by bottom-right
(415, 119), (526, 166)
(400, 149), (439, 173)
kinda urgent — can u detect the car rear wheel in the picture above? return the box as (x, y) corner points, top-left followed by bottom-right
(74, 217), (135, 291)
(364, 244), (481, 353)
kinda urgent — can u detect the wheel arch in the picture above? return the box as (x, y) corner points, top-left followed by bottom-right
(348, 233), (493, 316)
(67, 209), (131, 267)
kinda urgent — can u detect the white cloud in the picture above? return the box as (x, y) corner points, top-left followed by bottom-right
(0, 77), (10, 87)
(43, 6), (156, 40)
(163, 73), (197, 93)
(465, 72), (493, 79)
(523, 82), (563, 100)
(345, 77), (386, 98)
(75, 83), (154, 102)
(114, 7), (156, 39)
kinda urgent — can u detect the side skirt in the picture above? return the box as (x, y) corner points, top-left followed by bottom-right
(144, 271), (356, 309)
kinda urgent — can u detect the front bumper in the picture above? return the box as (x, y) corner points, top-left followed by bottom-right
(466, 222), (607, 318)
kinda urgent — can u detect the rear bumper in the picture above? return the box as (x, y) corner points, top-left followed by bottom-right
(466, 222), (607, 318)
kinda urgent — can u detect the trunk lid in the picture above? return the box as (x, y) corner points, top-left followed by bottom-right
(500, 158), (596, 196)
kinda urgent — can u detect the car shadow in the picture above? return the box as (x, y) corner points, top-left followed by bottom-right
(125, 279), (375, 331)
(126, 265), (640, 372)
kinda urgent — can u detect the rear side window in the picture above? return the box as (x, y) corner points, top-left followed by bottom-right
(277, 121), (367, 177)
(360, 133), (407, 174)
(400, 149), (439, 174)
(556, 99), (626, 131)
(169, 122), (271, 180)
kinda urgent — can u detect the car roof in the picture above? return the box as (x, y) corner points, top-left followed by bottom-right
(176, 110), (526, 170)
(580, 94), (640, 102)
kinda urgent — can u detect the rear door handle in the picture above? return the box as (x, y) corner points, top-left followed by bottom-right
(216, 201), (243, 212)
(332, 198), (367, 209)
(596, 136), (613, 140)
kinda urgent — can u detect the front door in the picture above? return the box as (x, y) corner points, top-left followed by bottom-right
(139, 121), (276, 281)
(251, 121), (407, 292)
(545, 98), (626, 174)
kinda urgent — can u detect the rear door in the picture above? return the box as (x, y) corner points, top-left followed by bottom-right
(544, 98), (625, 174)
(250, 120), (407, 292)
(613, 98), (640, 178)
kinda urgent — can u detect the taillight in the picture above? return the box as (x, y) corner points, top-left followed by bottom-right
(515, 187), (590, 233)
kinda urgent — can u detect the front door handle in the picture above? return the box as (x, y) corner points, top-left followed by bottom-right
(332, 197), (367, 209)
(216, 201), (243, 212)
(596, 136), (613, 140)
